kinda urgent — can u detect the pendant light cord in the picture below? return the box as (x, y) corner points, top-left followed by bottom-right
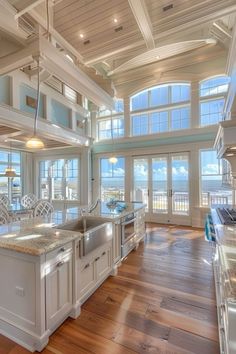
(34, 59), (40, 136)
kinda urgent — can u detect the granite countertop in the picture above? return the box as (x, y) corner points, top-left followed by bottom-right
(211, 208), (236, 299)
(0, 202), (145, 256)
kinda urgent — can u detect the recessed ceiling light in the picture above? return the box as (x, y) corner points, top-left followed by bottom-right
(113, 18), (118, 23)
(80, 34), (84, 39)
(156, 55), (160, 59)
(230, 146), (236, 150)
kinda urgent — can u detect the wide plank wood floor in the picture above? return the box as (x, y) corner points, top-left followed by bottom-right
(0, 224), (220, 354)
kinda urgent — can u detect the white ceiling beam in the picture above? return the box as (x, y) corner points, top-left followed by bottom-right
(128, 0), (154, 49)
(0, 41), (37, 75)
(29, 8), (84, 63)
(14, 0), (45, 19)
(85, 0), (236, 65)
(0, 0), (27, 42)
(39, 36), (113, 108)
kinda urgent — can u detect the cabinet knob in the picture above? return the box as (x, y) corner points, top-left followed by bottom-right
(102, 251), (106, 256)
(60, 247), (65, 252)
(95, 257), (100, 262)
(56, 261), (65, 268)
(84, 263), (90, 269)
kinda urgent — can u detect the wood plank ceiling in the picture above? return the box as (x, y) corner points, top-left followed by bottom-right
(51, 0), (236, 96)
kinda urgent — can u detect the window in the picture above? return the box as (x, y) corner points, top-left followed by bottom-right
(130, 83), (190, 136)
(200, 150), (233, 206)
(97, 117), (124, 140)
(97, 99), (124, 140)
(100, 157), (125, 201)
(39, 158), (80, 201)
(0, 150), (21, 203)
(199, 76), (230, 126)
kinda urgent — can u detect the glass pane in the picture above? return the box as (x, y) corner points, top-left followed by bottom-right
(150, 86), (168, 107)
(171, 154), (189, 215)
(200, 99), (224, 126)
(66, 178), (78, 200)
(0, 177), (8, 195)
(152, 157), (168, 213)
(200, 150), (232, 206)
(12, 177), (21, 204)
(200, 76), (230, 97)
(150, 111), (168, 133)
(40, 178), (49, 199)
(133, 159), (148, 209)
(100, 157), (125, 201)
(52, 178), (63, 200)
(131, 91), (148, 111)
(132, 114), (148, 136)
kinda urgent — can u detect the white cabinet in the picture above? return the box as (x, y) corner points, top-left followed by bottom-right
(113, 222), (121, 264)
(76, 241), (112, 304)
(135, 208), (146, 243)
(45, 242), (73, 331)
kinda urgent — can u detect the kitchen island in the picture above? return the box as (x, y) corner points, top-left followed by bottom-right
(0, 202), (145, 352)
(209, 208), (236, 354)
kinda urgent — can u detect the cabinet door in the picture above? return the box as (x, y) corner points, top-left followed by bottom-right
(95, 247), (111, 280)
(46, 253), (72, 330)
(77, 259), (95, 300)
(113, 223), (121, 264)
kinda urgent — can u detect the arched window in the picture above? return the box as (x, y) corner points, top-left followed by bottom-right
(199, 76), (230, 126)
(130, 83), (191, 136)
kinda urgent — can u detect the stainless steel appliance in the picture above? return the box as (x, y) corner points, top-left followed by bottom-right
(216, 207), (236, 224)
(121, 212), (136, 258)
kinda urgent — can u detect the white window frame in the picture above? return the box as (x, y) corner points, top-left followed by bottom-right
(199, 149), (234, 207)
(38, 157), (80, 201)
(130, 83), (191, 136)
(199, 76), (229, 127)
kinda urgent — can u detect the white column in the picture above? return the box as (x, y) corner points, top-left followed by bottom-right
(90, 103), (99, 140)
(191, 81), (199, 128)
(124, 96), (130, 137)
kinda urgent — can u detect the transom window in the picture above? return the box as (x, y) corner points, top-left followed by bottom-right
(130, 83), (190, 136)
(199, 76), (230, 126)
(0, 150), (21, 203)
(39, 158), (80, 201)
(200, 150), (233, 206)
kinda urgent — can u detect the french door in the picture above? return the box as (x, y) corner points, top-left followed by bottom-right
(133, 152), (190, 225)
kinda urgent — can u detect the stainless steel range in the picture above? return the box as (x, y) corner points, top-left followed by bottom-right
(216, 207), (236, 225)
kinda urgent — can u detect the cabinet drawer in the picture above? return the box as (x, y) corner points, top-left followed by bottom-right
(46, 241), (73, 264)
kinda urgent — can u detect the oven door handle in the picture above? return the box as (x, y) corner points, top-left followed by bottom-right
(121, 218), (136, 226)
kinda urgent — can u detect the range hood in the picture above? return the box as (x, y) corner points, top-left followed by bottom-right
(214, 119), (236, 178)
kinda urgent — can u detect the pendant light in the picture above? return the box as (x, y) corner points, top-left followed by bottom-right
(109, 109), (117, 164)
(25, 58), (44, 149)
(5, 142), (17, 178)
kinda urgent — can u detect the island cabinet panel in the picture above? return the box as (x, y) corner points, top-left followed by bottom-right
(76, 241), (112, 304)
(45, 247), (73, 331)
(0, 249), (45, 335)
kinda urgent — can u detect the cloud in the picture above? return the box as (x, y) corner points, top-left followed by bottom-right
(203, 163), (219, 175)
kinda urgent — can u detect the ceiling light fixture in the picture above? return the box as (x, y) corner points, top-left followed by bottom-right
(226, 153), (234, 157)
(230, 146), (236, 150)
(113, 18), (118, 23)
(80, 33), (84, 39)
(25, 58), (44, 150)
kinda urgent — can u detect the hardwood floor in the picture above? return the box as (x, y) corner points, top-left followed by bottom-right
(0, 224), (220, 354)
